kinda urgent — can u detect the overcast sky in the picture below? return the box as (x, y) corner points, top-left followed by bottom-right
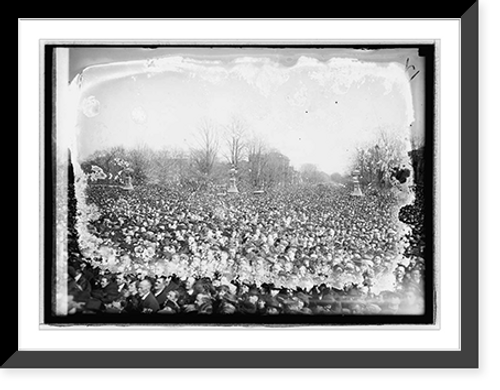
(70, 47), (422, 175)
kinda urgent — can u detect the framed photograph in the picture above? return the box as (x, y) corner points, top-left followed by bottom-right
(10, 11), (477, 368)
(45, 41), (437, 328)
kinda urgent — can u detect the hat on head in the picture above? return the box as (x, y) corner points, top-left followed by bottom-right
(319, 293), (336, 305)
(198, 301), (213, 315)
(220, 302), (236, 314)
(248, 287), (260, 297)
(295, 292), (310, 305)
(183, 304), (198, 313)
(223, 292), (238, 305)
(68, 266), (77, 279)
(364, 303), (382, 314)
(227, 283), (238, 295)
(239, 300), (257, 315)
(264, 296), (281, 309)
(281, 297), (300, 310)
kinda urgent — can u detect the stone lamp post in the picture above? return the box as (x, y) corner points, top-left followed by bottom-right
(227, 166), (239, 193)
(351, 168), (364, 196)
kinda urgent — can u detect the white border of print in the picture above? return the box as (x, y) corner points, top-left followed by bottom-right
(19, 19), (459, 351)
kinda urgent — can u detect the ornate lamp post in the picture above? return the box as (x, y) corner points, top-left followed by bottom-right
(122, 168), (134, 191)
(351, 168), (364, 196)
(227, 166), (239, 194)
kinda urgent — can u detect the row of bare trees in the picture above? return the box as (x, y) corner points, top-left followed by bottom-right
(190, 118), (250, 182)
(80, 118), (412, 192)
(80, 117), (308, 191)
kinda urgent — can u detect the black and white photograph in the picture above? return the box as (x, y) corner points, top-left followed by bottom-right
(44, 43), (436, 326)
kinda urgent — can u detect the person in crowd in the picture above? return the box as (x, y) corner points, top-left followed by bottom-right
(67, 294), (85, 315)
(184, 292), (213, 314)
(153, 276), (169, 307)
(237, 289), (259, 315)
(397, 287), (424, 314)
(116, 273), (128, 295)
(76, 267), (93, 301)
(158, 290), (181, 314)
(137, 279), (160, 314)
(79, 261), (99, 290)
(378, 291), (401, 314)
(122, 281), (140, 314)
(175, 276), (196, 307)
(68, 266), (91, 305)
(213, 284), (238, 314)
(90, 274), (120, 309)
(406, 267), (424, 293)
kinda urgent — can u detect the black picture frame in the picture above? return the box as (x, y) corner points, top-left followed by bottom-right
(8, 10), (478, 368)
(41, 42), (437, 328)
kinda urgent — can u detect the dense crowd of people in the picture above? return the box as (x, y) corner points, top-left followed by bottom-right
(66, 182), (426, 316)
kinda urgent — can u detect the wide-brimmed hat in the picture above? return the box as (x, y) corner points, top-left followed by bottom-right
(248, 287), (260, 297)
(364, 303), (382, 314)
(239, 300), (257, 314)
(264, 295), (281, 309)
(68, 266), (77, 278)
(219, 301), (236, 314)
(318, 293), (336, 305)
(295, 292), (310, 305)
(198, 301), (213, 315)
(223, 292), (238, 305)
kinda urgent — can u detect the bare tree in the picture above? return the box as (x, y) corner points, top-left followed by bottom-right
(190, 119), (220, 181)
(223, 117), (247, 170)
(126, 144), (152, 185)
(246, 134), (268, 189)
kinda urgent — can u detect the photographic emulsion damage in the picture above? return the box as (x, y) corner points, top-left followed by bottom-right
(43, 43), (436, 326)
